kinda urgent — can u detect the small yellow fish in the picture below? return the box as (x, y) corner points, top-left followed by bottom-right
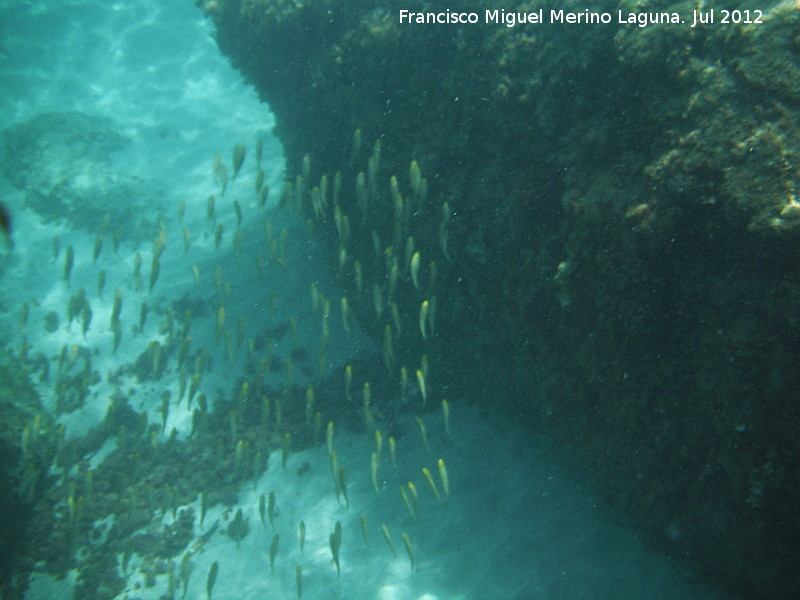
(215, 305), (225, 342)
(63, 245), (74, 284)
(415, 417), (430, 453)
(427, 295), (436, 337)
(305, 384), (315, 426)
(180, 552), (192, 598)
(337, 464), (349, 506)
(92, 235), (103, 263)
(380, 525), (396, 557)
(298, 521), (305, 554)
(206, 195), (216, 221)
(330, 451), (341, 500)
(321, 299), (331, 338)
(354, 260), (363, 294)
(351, 129), (362, 162)
(294, 175), (308, 213)
(399, 485), (416, 519)
(255, 168), (265, 195)
(407, 482), (420, 516)
(401, 532), (415, 570)
(206, 561), (218, 600)
(337, 245), (347, 277)
(390, 175), (401, 208)
(362, 394), (375, 434)
(438, 458), (450, 500)
(310, 282), (320, 312)
(148, 257), (160, 293)
(340, 297), (351, 333)
(404, 236), (415, 273)
(440, 201), (452, 261)
(177, 370), (187, 404)
(233, 199), (242, 228)
(258, 184), (270, 208)
(326, 421), (335, 456)
(111, 318), (122, 353)
(267, 492), (277, 528)
(370, 452), (380, 493)
(199, 492), (208, 528)
(191, 264), (201, 285)
(409, 160), (422, 198)
(372, 283), (383, 319)
(152, 229), (166, 261)
(388, 261), (399, 301)
(188, 372), (200, 407)
(344, 366), (353, 400)
(278, 181), (292, 209)
(269, 533), (279, 573)
(189, 518), (218, 554)
(416, 369), (428, 408)
(97, 270), (106, 298)
(334, 204), (343, 238)
(178, 336), (191, 370)
(419, 300), (429, 339)
(389, 436), (398, 471)
(258, 493), (266, 528)
(363, 381), (371, 406)
(212, 153), (221, 182)
(410, 251), (421, 289)
(360, 513), (370, 548)
(252, 451), (262, 489)
(232, 145), (246, 179)
(18, 302), (29, 330)
(422, 467), (441, 502)
(329, 521), (342, 578)
(374, 430), (383, 461)
(181, 309), (192, 337)
(390, 302), (402, 338)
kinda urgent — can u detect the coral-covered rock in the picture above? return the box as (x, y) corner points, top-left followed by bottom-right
(202, 1), (800, 597)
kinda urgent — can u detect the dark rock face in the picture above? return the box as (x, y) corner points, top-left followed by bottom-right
(201, 1), (800, 597)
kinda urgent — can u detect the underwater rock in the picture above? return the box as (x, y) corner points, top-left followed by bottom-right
(2, 111), (163, 239)
(200, 1), (800, 598)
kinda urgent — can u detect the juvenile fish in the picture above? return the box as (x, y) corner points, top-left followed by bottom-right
(206, 561), (218, 600)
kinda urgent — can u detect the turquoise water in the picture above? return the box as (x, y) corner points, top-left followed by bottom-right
(0, 2), (728, 599)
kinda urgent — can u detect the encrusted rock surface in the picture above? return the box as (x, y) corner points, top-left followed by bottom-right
(201, 1), (800, 597)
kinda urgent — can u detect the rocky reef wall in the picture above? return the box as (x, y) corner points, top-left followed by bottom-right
(200, 1), (800, 597)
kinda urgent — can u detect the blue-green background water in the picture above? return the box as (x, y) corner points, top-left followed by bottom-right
(0, 2), (731, 599)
